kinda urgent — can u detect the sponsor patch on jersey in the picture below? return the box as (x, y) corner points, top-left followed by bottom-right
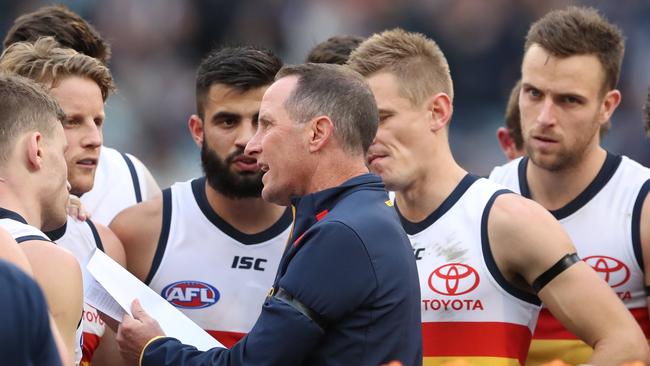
(583, 255), (630, 288)
(428, 263), (480, 296)
(161, 281), (220, 309)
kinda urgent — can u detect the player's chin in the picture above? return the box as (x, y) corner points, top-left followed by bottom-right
(69, 177), (95, 196)
(262, 185), (289, 206)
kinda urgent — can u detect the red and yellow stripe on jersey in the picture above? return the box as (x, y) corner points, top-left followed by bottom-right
(527, 307), (650, 366)
(423, 321), (533, 365)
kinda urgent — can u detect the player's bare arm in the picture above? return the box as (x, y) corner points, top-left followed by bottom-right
(109, 193), (163, 282)
(95, 222), (126, 267)
(489, 193), (650, 365)
(20, 240), (83, 366)
(0, 228), (33, 273)
(0, 230), (70, 365)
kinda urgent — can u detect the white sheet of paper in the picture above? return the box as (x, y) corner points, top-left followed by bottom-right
(86, 249), (225, 351)
(85, 276), (126, 321)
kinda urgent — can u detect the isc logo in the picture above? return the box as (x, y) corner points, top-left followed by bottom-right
(161, 281), (220, 309)
(231, 256), (267, 271)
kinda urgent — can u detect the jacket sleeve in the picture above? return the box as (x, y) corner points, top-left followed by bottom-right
(142, 298), (323, 366)
(142, 222), (376, 366)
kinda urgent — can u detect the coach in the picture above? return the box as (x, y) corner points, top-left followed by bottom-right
(115, 63), (423, 366)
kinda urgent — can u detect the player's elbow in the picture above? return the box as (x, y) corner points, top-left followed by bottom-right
(592, 327), (650, 365)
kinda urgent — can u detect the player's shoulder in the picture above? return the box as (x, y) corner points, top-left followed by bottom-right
(98, 145), (125, 165)
(111, 191), (163, 226)
(23, 239), (80, 266)
(488, 191), (554, 233)
(488, 157), (523, 182)
(618, 154), (650, 180)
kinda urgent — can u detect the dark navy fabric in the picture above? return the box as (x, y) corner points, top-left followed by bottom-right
(0, 259), (62, 366)
(142, 173), (423, 366)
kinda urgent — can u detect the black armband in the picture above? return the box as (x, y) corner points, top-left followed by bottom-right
(275, 287), (328, 330)
(532, 253), (580, 293)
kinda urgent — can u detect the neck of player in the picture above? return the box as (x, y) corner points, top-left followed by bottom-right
(396, 144), (467, 223)
(204, 182), (286, 235)
(526, 145), (607, 211)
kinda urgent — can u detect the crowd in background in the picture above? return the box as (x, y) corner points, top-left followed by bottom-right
(1, 0), (648, 186)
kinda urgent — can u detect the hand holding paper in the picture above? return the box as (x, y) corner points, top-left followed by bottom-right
(116, 299), (165, 365)
(85, 249), (224, 352)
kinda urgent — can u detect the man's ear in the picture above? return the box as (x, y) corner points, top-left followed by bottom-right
(497, 127), (515, 160)
(188, 115), (204, 147)
(427, 93), (453, 132)
(598, 89), (621, 127)
(26, 132), (44, 171)
(308, 116), (335, 153)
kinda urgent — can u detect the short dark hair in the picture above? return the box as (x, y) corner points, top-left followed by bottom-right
(643, 88), (650, 137)
(195, 46), (282, 119)
(504, 80), (523, 150)
(525, 6), (624, 93)
(0, 73), (65, 163)
(276, 63), (378, 155)
(3, 5), (111, 64)
(305, 35), (364, 65)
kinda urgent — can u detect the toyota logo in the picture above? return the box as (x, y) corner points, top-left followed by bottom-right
(428, 263), (480, 296)
(583, 255), (630, 288)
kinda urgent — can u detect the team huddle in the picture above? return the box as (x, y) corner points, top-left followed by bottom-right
(0, 3), (649, 366)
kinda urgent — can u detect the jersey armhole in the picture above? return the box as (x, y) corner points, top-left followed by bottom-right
(144, 188), (172, 285)
(85, 219), (104, 252)
(632, 179), (650, 272)
(121, 153), (143, 203)
(481, 189), (542, 306)
(15, 235), (51, 244)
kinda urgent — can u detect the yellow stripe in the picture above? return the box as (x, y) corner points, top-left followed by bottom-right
(423, 356), (521, 366)
(526, 339), (591, 366)
(139, 336), (167, 366)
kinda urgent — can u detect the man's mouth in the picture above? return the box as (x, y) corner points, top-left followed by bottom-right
(76, 158), (98, 168)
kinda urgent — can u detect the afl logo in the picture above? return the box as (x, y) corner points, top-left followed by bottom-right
(161, 281), (220, 309)
(428, 263), (480, 296)
(583, 255), (630, 288)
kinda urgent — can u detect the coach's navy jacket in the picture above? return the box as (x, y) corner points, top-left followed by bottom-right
(0, 259), (62, 366)
(141, 173), (422, 366)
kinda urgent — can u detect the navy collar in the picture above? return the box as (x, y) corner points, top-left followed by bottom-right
(290, 173), (385, 241)
(0, 207), (29, 224)
(518, 151), (622, 220)
(191, 177), (293, 245)
(395, 174), (480, 235)
(45, 222), (68, 241)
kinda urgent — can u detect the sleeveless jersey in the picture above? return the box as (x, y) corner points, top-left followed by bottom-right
(0, 208), (84, 365)
(146, 177), (292, 348)
(80, 146), (147, 225)
(489, 153), (650, 365)
(48, 219), (106, 366)
(397, 175), (541, 366)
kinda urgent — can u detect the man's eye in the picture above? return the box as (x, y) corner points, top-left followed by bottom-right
(528, 88), (541, 98)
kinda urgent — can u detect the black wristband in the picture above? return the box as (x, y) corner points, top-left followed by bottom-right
(644, 286), (650, 297)
(532, 253), (580, 293)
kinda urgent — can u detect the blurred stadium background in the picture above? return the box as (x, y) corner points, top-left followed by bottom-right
(1, 0), (648, 188)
